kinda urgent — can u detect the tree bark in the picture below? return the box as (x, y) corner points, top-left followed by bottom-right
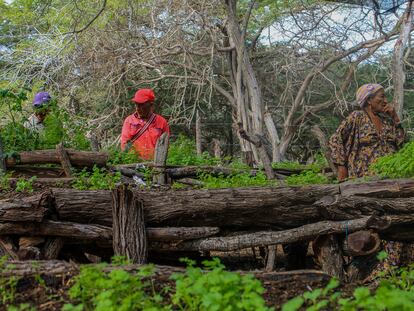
(313, 235), (344, 280)
(153, 132), (169, 185)
(196, 110), (203, 155)
(310, 125), (337, 175)
(56, 143), (73, 177)
(0, 191), (51, 222)
(154, 216), (386, 252)
(112, 185), (147, 264)
(41, 238), (64, 260)
(5, 149), (108, 168)
(392, 1), (413, 117)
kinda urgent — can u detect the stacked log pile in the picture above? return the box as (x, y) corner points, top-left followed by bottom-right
(1, 179), (414, 269)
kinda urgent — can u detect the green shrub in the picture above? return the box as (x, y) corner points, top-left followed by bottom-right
(171, 258), (272, 311)
(64, 257), (272, 311)
(63, 263), (168, 311)
(282, 263), (414, 311)
(167, 135), (220, 166)
(285, 170), (330, 186)
(0, 256), (19, 306)
(370, 141), (414, 178)
(15, 176), (37, 193)
(198, 171), (277, 189)
(71, 166), (121, 190)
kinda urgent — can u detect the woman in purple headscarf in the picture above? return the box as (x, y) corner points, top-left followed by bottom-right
(329, 83), (405, 182)
(328, 84), (406, 282)
(23, 92), (52, 132)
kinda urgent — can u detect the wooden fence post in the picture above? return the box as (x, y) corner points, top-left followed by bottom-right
(56, 143), (73, 177)
(112, 185), (147, 264)
(153, 132), (169, 185)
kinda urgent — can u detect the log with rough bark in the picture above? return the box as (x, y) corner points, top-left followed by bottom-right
(0, 191), (52, 222)
(112, 186), (147, 264)
(22, 179), (414, 229)
(5, 149), (108, 167)
(151, 216), (389, 252)
(10, 166), (65, 178)
(313, 234), (344, 280)
(0, 260), (331, 288)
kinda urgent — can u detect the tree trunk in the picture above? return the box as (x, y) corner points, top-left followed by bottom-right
(196, 110), (203, 155)
(392, 1), (413, 117)
(310, 125), (337, 175)
(264, 112), (281, 163)
(112, 185), (147, 264)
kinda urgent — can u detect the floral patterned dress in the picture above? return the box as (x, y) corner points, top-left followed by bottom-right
(329, 109), (406, 282)
(329, 110), (405, 178)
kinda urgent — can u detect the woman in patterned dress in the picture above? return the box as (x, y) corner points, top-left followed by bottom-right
(329, 83), (406, 282)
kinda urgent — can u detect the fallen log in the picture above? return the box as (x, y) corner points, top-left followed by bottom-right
(313, 235), (344, 280)
(0, 220), (219, 242)
(5, 149), (108, 168)
(0, 191), (51, 222)
(150, 216), (390, 252)
(0, 260), (330, 287)
(45, 180), (414, 228)
(10, 166), (65, 178)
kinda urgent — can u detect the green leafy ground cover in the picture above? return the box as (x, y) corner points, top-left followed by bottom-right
(282, 254), (414, 311)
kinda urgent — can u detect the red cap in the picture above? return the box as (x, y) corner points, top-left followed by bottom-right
(132, 89), (155, 104)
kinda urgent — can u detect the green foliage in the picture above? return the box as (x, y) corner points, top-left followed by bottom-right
(15, 176), (36, 193)
(199, 171), (277, 189)
(0, 170), (12, 191)
(370, 141), (414, 178)
(0, 256), (19, 306)
(171, 258), (272, 311)
(282, 264), (414, 311)
(64, 257), (271, 311)
(107, 148), (143, 165)
(64, 262), (168, 311)
(0, 88), (91, 153)
(167, 135), (220, 166)
(285, 170), (330, 186)
(71, 166), (121, 190)
(7, 304), (36, 311)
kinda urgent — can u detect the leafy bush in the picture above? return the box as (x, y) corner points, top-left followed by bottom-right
(64, 257), (272, 311)
(107, 148), (143, 165)
(71, 166), (121, 190)
(282, 262), (414, 311)
(370, 141), (414, 178)
(0, 171), (12, 191)
(285, 170), (330, 186)
(0, 256), (19, 306)
(198, 171), (277, 189)
(167, 135), (220, 166)
(171, 258), (272, 311)
(15, 176), (37, 193)
(63, 263), (168, 311)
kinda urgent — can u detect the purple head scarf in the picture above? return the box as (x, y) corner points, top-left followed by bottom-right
(33, 92), (51, 108)
(356, 84), (383, 108)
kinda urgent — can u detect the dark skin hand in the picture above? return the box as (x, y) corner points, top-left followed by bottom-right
(336, 89), (400, 182)
(136, 101), (154, 120)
